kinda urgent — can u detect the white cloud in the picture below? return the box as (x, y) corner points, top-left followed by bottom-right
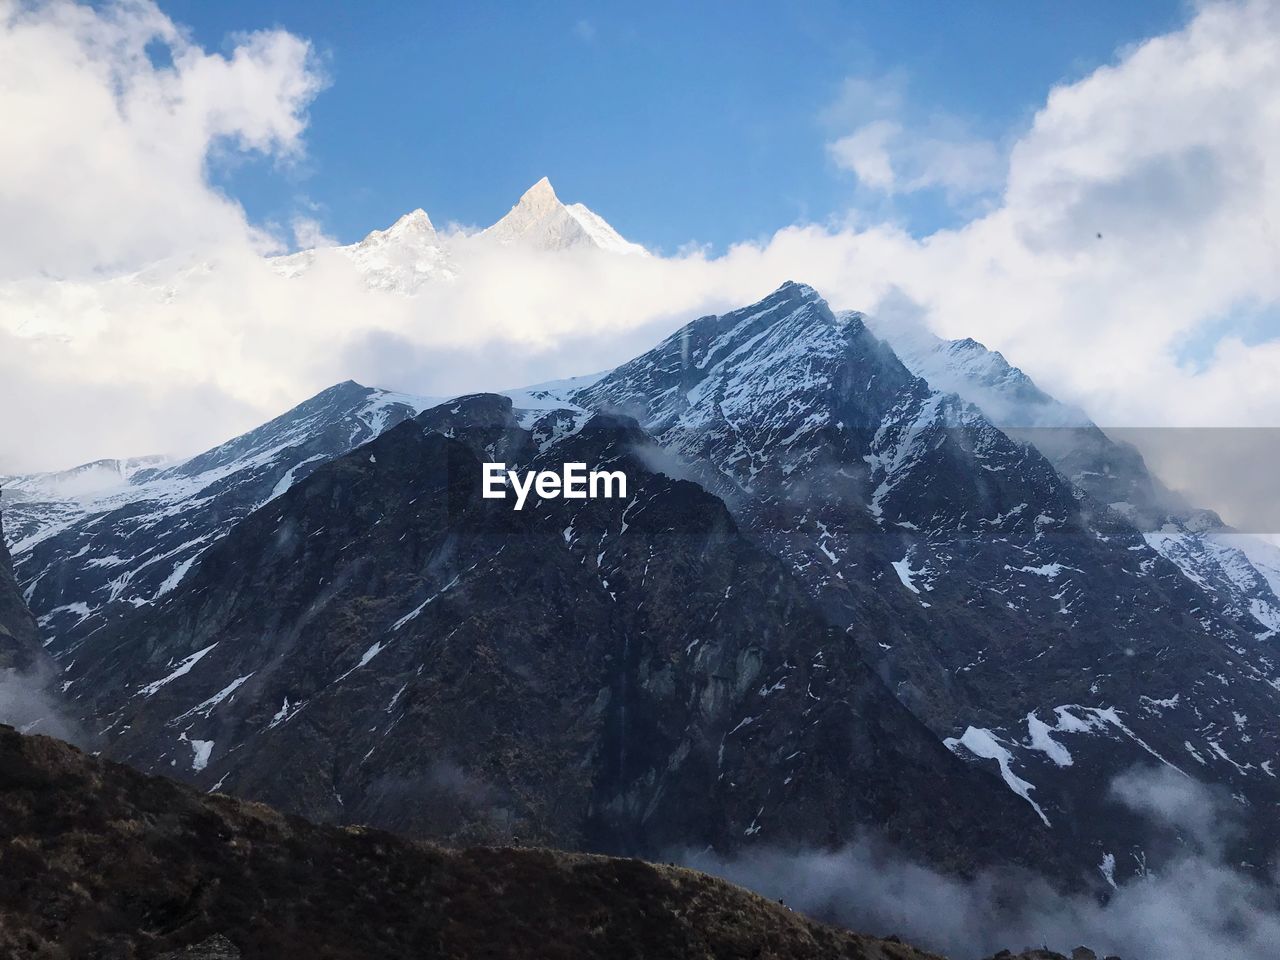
(828, 120), (898, 191)
(0, 0), (323, 281)
(1, 0), (1279, 532)
(823, 73), (1003, 198)
(828, 118), (1003, 197)
(686, 767), (1280, 960)
(290, 215), (337, 250)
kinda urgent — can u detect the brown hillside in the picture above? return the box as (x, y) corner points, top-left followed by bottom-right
(0, 725), (944, 960)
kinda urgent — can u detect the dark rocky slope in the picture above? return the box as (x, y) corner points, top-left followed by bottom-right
(61, 395), (1066, 878)
(0, 723), (945, 960)
(9, 382), (430, 657)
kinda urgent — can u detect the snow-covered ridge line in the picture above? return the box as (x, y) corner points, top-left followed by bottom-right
(4, 381), (440, 654)
(270, 176), (646, 294)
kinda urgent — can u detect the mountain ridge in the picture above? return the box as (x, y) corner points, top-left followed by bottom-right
(866, 319), (1280, 641)
(270, 177), (646, 293)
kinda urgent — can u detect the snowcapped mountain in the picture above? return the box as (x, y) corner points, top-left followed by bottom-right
(0, 506), (44, 673)
(57, 393), (1065, 876)
(271, 208), (456, 291)
(880, 329), (1091, 429)
(570, 282), (1280, 876)
(479, 177), (648, 255)
(270, 177), (644, 294)
(8, 278), (1280, 887)
(6, 382), (437, 657)
(1, 455), (169, 502)
(873, 322), (1280, 642)
(1, 455), (170, 548)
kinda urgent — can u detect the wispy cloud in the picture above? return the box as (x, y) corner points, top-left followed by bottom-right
(822, 74), (1004, 200)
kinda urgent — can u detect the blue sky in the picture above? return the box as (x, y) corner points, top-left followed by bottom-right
(162, 0), (1188, 253)
(7, 0), (1280, 498)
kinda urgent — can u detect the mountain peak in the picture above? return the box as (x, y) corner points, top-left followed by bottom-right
(351, 209), (438, 251)
(378, 208), (436, 239)
(273, 179), (644, 280)
(392, 208), (435, 231)
(518, 176), (559, 207)
(776, 279), (816, 295)
(769, 280), (823, 305)
(479, 178), (645, 255)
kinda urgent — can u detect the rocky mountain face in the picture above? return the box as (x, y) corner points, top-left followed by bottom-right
(0, 507), (43, 673)
(58, 394), (1064, 879)
(8, 381), (434, 659)
(876, 323), (1280, 642)
(0, 724), (949, 960)
(7, 279), (1279, 893)
(570, 283), (1280, 877)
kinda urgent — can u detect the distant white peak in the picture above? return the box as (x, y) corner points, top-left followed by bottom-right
(515, 176), (561, 213)
(272, 204), (456, 292)
(360, 208), (438, 246)
(479, 177), (647, 256)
